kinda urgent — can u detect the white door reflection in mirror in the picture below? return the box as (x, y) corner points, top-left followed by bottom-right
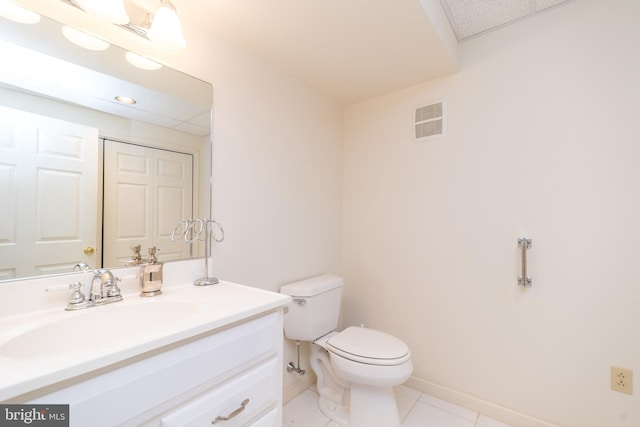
(103, 140), (193, 267)
(0, 106), (98, 279)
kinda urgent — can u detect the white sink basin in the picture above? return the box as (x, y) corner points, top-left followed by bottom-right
(0, 301), (198, 359)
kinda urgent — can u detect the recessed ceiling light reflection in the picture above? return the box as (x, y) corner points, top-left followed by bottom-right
(62, 26), (110, 51)
(115, 96), (136, 105)
(125, 52), (162, 71)
(0, 0), (40, 24)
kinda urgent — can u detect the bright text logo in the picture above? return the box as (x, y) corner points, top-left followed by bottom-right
(0, 405), (69, 426)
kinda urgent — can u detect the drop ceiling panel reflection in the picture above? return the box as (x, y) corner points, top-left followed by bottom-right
(440, 0), (573, 40)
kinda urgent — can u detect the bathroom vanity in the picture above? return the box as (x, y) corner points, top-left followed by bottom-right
(0, 267), (290, 427)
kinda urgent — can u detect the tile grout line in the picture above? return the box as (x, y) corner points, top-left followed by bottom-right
(400, 393), (422, 425)
(418, 396), (480, 425)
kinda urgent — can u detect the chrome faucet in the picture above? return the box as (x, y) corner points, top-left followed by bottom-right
(73, 262), (91, 272)
(125, 244), (143, 266)
(91, 268), (122, 301)
(65, 268), (123, 311)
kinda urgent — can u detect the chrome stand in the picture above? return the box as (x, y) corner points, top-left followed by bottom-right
(171, 219), (225, 286)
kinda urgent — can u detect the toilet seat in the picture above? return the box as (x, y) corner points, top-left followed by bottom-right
(313, 331), (339, 349)
(327, 326), (410, 366)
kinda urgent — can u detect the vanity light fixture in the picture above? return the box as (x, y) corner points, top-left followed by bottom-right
(147, 0), (187, 50)
(59, 0), (187, 51)
(75, 0), (129, 25)
(0, 0), (41, 24)
(115, 95), (136, 105)
(125, 51), (162, 70)
(62, 26), (110, 51)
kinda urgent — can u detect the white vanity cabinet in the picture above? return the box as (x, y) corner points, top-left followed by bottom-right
(26, 311), (284, 427)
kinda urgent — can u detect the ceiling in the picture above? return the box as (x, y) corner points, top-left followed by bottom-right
(177, 0), (573, 104)
(178, 0), (459, 104)
(14, 0), (574, 105)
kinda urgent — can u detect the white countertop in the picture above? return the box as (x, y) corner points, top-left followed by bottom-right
(0, 280), (291, 401)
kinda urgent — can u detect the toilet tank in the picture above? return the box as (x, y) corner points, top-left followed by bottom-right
(280, 274), (343, 341)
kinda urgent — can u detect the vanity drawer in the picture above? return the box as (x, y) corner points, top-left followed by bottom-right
(160, 358), (278, 427)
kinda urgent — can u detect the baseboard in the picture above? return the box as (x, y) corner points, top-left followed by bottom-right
(283, 371), (317, 405)
(404, 377), (560, 427)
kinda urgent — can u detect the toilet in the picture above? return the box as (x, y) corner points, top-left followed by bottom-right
(280, 274), (413, 427)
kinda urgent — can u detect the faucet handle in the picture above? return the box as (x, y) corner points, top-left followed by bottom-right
(68, 282), (86, 304)
(147, 246), (159, 264)
(64, 282), (95, 311)
(129, 244), (142, 264)
(106, 277), (122, 297)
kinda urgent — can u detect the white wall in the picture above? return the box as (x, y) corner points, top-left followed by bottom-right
(160, 10), (344, 291)
(168, 19), (344, 395)
(343, 1), (640, 426)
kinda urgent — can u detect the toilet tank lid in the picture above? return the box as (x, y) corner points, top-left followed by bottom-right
(280, 274), (344, 297)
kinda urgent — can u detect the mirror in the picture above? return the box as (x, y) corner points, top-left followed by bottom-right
(0, 12), (212, 282)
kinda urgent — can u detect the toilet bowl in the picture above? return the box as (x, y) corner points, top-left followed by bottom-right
(281, 275), (413, 427)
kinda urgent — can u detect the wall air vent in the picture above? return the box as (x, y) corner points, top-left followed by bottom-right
(414, 101), (445, 142)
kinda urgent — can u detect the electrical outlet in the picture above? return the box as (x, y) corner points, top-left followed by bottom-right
(610, 366), (633, 395)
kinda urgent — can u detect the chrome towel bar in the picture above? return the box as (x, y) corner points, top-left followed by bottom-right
(517, 237), (532, 288)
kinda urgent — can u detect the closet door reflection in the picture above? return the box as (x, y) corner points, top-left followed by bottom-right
(102, 140), (193, 267)
(0, 106), (98, 279)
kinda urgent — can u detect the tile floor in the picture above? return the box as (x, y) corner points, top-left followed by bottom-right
(283, 384), (514, 427)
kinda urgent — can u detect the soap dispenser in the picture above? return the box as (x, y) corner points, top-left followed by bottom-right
(140, 246), (163, 297)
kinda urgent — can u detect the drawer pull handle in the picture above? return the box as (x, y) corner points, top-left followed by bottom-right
(212, 399), (250, 424)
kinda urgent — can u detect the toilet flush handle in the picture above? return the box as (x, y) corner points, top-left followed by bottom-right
(292, 298), (306, 305)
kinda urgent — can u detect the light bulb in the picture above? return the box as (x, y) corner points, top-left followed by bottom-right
(125, 52), (162, 71)
(62, 26), (110, 51)
(0, 0), (40, 24)
(147, 0), (186, 50)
